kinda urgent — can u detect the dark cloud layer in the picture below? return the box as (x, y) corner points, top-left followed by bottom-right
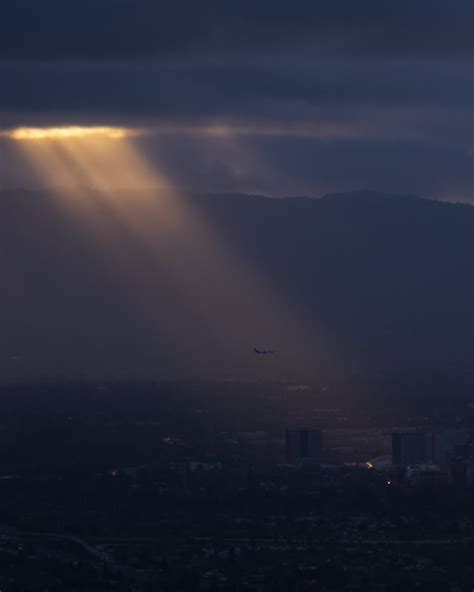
(1, 59), (472, 115)
(1, 0), (472, 62)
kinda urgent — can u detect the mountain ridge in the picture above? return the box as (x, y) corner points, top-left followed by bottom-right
(0, 188), (472, 382)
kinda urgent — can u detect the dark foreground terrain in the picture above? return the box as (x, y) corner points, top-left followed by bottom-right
(0, 381), (472, 591)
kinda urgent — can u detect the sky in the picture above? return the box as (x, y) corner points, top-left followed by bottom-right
(0, 0), (473, 201)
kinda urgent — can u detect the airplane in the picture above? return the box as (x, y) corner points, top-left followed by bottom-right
(254, 348), (275, 355)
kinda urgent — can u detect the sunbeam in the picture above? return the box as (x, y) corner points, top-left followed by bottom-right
(7, 125), (318, 377)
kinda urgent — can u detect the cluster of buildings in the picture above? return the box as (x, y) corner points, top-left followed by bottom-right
(391, 429), (474, 486)
(284, 426), (474, 487)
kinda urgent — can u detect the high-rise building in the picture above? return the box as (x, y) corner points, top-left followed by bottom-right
(392, 432), (432, 466)
(432, 430), (469, 470)
(285, 428), (322, 464)
(465, 402), (474, 444)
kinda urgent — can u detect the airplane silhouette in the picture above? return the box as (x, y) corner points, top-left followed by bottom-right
(254, 348), (275, 355)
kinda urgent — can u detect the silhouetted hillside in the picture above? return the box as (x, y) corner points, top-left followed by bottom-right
(1, 189), (472, 381)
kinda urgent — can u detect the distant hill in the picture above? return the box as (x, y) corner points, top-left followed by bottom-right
(0, 188), (472, 382)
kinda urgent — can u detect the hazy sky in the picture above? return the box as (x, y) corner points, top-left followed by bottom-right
(0, 0), (473, 200)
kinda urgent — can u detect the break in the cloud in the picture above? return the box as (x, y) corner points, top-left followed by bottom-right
(0, 1), (472, 200)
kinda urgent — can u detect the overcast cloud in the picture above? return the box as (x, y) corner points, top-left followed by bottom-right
(0, 0), (472, 200)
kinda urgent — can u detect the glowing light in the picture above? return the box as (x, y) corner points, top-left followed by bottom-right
(5, 122), (317, 377)
(7, 126), (133, 140)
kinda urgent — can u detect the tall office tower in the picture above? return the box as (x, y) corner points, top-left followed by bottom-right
(285, 428), (322, 464)
(466, 402), (474, 444)
(432, 430), (469, 470)
(392, 432), (432, 466)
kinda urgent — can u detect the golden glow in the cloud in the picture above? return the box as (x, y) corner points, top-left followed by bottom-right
(8, 126), (133, 140)
(8, 125), (159, 192)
